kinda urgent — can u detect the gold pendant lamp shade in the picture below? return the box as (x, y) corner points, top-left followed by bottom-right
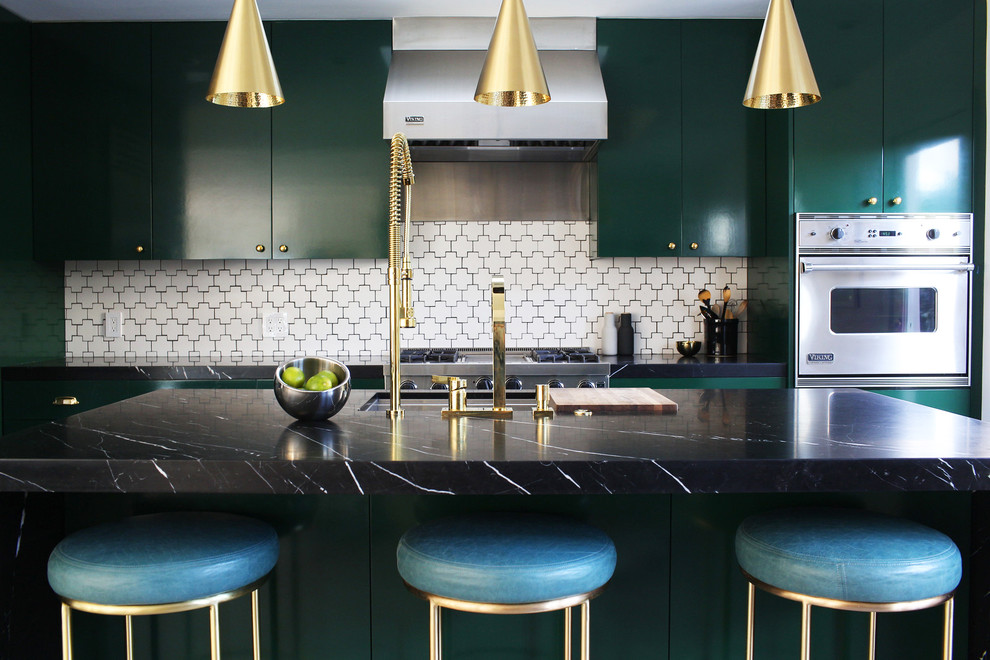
(743, 0), (820, 109)
(206, 0), (284, 107)
(475, 0), (550, 107)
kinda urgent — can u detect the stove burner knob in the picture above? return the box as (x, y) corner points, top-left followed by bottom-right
(578, 379), (598, 388)
(475, 377), (494, 391)
(505, 377), (524, 390)
(547, 379), (565, 389)
(927, 228), (941, 240)
(431, 382), (449, 391)
(829, 227), (845, 240)
(400, 380), (418, 390)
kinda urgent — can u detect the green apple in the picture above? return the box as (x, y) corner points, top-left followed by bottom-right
(281, 366), (306, 388)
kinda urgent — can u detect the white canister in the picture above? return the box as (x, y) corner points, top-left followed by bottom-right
(601, 312), (618, 356)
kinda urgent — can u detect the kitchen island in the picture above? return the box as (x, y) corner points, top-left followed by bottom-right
(0, 387), (986, 659)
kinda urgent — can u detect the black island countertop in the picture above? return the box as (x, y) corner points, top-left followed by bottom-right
(0, 387), (987, 495)
(0, 353), (786, 382)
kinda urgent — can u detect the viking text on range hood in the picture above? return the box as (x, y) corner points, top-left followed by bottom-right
(383, 17), (607, 162)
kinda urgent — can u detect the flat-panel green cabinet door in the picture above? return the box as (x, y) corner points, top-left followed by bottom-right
(681, 20), (766, 257)
(792, 0), (883, 213)
(271, 21), (389, 259)
(32, 24), (152, 260)
(151, 23), (272, 259)
(597, 20), (681, 257)
(883, 0), (973, 213)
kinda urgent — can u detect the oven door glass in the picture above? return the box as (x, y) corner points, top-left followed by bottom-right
(797, 256), (971, 379)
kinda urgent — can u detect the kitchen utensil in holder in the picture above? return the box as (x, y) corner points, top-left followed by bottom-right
(704, 318), (738, 356)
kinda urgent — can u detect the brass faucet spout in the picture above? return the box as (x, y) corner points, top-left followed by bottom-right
(492, 277), (507, 411)
(387, 133), (415, 418)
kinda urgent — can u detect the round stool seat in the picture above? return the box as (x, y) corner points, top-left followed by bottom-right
(736, 508), (961, 603)
(48, 512), (279, 606)
(397, 512), (616, 605)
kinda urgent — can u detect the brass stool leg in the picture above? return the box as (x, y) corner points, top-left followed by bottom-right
(60, 602), (73, 660)
(800, 602), (811, 660)
(125, 615), (134, 660)
(209, 603), (221, 660)
(430, 600), (442, 660)
(745, 582), (755, 660)
(943, 597), (954, 660)
(580, 600), (590, 660)
(867, 612), (876, 660)
(564, 606), (572, 659)
(252, 589), (261, 660)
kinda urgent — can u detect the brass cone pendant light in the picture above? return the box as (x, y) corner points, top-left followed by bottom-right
(743, 0), (820, 109)
(206, 0), (284, 107)
(475, 0), (550, 107)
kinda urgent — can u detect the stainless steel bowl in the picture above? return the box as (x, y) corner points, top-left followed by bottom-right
(274, 357), (351, 421)
(676, 340), (702, 357)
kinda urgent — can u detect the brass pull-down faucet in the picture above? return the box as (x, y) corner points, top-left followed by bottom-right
(387, 133), (415, 418)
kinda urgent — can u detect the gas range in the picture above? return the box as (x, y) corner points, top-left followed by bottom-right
(385, 348), (611, 391)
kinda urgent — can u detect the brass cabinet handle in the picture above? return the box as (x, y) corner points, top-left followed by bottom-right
(689, 242), (699, 250)
(279, 244), (288, 253)
(135, 245), (144, 253)
(256, 244), (266, 253)
(53, 396), (79, 406)
(866, 197), (878, 206)
(891, 196), (903, 206)
(667, 242), (677, 251)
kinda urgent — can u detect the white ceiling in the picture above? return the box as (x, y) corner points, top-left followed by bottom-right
(0, 0), (769, 23)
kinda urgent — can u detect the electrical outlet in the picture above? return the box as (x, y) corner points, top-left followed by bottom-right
(104, 311), (123, 338)
(263, 312), (288, 338)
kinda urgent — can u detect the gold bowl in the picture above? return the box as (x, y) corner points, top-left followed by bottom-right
(676, 340), (702, 357)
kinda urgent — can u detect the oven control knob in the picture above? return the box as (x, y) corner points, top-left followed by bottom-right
(927, 228), (940, 240)
(578, 380), (598, 388)
(829, 227), (845, 240)
(475, 377), (494, 390)
(505, 377), (524, 390)
(400, 380), (418, 390)
(547, 379), (565, 389)
(431, 382), (449, 391)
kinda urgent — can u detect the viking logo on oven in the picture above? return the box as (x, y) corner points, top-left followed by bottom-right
(807, 353), (834, 363)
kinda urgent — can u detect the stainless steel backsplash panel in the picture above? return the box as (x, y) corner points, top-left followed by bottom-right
(410, 161), (592, 222)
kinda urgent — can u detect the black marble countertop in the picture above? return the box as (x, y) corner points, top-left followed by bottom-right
(0, 353), (786, 381)
(0, 387), (986, 495)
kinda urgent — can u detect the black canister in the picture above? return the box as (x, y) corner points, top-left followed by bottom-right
(617, 313), (634, 355)
(703, 318), (738, 356)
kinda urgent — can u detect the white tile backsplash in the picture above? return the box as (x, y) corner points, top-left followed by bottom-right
(65, 220), (748, 358)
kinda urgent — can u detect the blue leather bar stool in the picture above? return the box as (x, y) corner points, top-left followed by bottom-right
(397, 512), (617, 660)
(735, 508), (961, 660)
(48, 512), (279, 660)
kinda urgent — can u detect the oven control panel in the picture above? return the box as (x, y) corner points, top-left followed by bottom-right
(797, 213), (971, 252)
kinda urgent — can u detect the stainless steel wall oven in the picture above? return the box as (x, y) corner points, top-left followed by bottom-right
(795, 213), (973, 387)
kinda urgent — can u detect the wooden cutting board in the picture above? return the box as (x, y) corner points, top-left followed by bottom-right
(549, 388), (678, 414)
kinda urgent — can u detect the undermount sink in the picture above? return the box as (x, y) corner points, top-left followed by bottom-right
(359, 391), (536, 412)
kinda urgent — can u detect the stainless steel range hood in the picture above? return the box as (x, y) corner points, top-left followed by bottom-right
(383, 17), (607, 162)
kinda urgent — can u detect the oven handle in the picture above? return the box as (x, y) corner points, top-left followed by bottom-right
(800, 261), (975, 273)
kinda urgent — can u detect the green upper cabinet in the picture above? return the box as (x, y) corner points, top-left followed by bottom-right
(270, 21), (389, 260)
(681, 20), (765, 257)
(882, 0), (973, 213)
(151, 22), (273, 259)
(597, 19), (766, 257)
(32, 23), (152, 261)
(597, 20), (681, 257)
(793, 0), (973, 213)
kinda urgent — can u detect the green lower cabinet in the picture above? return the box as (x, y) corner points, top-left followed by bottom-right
(2, 380), (262, 434)
(867, 388), (972, 417)
(611, 377), (786, 389)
